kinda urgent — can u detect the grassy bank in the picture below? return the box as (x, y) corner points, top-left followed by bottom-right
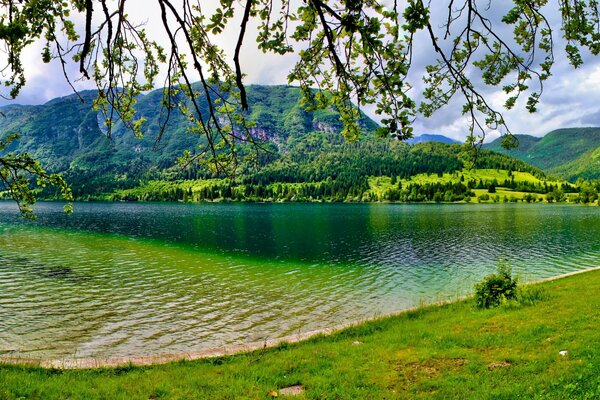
(1, 270), (599, 399)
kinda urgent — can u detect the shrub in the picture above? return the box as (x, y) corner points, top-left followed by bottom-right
(478, 193), (490, 202)
(475, 261), (518, 308)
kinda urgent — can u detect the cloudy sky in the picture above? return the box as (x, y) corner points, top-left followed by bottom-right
(2, 1), (600, 143)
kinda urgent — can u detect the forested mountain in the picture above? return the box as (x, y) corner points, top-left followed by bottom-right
(0, 84), (578, 203)
(0, 85), (376, 173)
(0, 85), (377, 195)
(484, 128), (600, 181)
(550, 146), (600, 181)
(110, 138), (567, 204)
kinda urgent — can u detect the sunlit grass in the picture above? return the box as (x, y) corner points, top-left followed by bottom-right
(400, 169), (563, 186)
(472, 189), (545, 201)
(367, 169), (574, 202)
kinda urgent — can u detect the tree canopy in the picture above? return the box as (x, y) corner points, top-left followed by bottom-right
(1, 0), (600, 215)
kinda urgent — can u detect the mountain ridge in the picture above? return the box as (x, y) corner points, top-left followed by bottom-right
(484, 128), (600, 181)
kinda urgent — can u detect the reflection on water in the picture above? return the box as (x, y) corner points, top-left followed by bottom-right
(0, 202), (598, 358)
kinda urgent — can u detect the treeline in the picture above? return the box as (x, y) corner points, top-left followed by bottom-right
(466, 175), (577, 194)
(107, 170), (600, 204)
(242, 141), (464, 186)
(33, 131), (588, 203)
(241, 139), (549, 186)
(109, 176), (589, 204)
(112, 180), (470, 203)
(112, 178), (370, 203)
(170, 137), (547, 190)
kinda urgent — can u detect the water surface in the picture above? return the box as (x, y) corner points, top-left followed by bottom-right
(0, 202), (598, 358)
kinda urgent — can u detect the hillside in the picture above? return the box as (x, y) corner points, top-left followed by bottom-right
(109, 139), (570, 204)
(0, 85), (377, 172)
(3, 83), (591, 206)
(549, 146), (600, 180)
(484, 128), (600, 181)
(484, 134), (542, 160)
(0, 85), (380, 195)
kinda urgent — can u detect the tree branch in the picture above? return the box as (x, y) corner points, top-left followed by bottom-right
(234, 0), (253, 111)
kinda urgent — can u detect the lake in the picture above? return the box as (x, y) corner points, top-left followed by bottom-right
(0, 202), (598, 358)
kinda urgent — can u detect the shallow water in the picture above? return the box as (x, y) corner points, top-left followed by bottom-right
(0, 202), (598, 358)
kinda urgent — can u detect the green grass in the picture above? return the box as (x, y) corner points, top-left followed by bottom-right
(368, 169), (572, 203)
(472, 189), (545, 201)
(1, 269), (599, 399)
(400, 169), (561, 186)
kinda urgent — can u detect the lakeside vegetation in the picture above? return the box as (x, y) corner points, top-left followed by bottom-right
(101, 168), (598, 205)
(53, 125), (599, 205)
(1, 269), (598, 399)
(67, 139), (559, 202)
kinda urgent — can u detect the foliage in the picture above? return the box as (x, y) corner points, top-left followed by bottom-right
(475, 261), (518, 309)
(108, 164), (571, 204)
(478, 193), (490, 202)
(573, 179), (600, 203)
(0, 134), (72, 219)
(2, 1), (597, 142)
(107, 165), (584, 204)
(546, 188), (566, 203)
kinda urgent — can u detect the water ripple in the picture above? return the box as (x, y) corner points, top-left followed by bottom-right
(0, 202), (599, 358)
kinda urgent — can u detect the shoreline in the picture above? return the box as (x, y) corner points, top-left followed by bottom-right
(2, 266), (599, 370)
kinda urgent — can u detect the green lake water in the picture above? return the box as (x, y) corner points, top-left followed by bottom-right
(0, 202), (598, 358)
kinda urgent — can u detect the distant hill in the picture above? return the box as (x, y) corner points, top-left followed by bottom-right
(484, 134), (541, 158)
(406, 134), (460, 145)
(484, 128), (600, 181)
